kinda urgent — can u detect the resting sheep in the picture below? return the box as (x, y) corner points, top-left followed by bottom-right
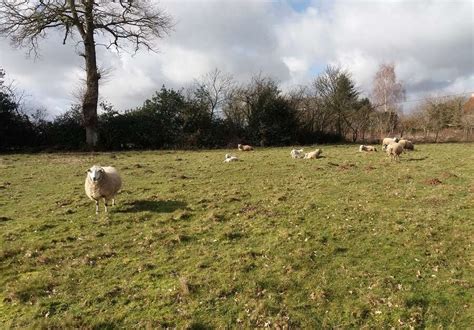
(238, 144), (253, 151)
(224, 154), (239, 162)
(399, 139), (414, 150)
(382, 137), (400, 151)
(290, 149), (304, 159)
(304, 149), (323, 159)
(359, 145), (377, 152)
(85, 165), (122, 214)
(386, 142), (403, 161)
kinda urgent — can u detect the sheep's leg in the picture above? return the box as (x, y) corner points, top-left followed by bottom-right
(104, 198), (108, 213)
(95, 200), (99, 214)
(112, 198), (115, 207)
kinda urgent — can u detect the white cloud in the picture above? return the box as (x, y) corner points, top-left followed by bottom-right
(160, 46), (213, 84)
(277, 0), (473, 107)
(0, 0), (472, 115)
(283, 56), (309, 75)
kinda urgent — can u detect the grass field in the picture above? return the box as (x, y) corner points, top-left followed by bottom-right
(1, 144), (473, 328)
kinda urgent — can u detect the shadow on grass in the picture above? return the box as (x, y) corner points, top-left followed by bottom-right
(406, 156), (428, 161)
(118, 200), (187, 213)
(188, 322), (212, 330)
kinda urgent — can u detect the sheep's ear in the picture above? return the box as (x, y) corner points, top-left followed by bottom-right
(86, 169), (91, 173)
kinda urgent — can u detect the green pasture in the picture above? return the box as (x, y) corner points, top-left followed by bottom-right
(1, 144), (473, 328)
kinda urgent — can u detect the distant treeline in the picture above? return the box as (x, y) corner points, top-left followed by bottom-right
(1, 66), (473, 151)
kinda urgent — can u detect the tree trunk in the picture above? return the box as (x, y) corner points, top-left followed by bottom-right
(82, 1), (99, 147)
(352, 129), (358, 142)
(82, 44), (99, 146)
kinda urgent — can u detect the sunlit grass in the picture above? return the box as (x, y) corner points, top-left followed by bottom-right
(1, 143), (473, 328)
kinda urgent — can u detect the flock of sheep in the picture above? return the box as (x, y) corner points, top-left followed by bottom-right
(226, 144), (324, 162)
(380, 137), (415, 161)
(84, 138), (414, 214)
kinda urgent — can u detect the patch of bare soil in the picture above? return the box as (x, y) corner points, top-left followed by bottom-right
(424, 178), (442, 185)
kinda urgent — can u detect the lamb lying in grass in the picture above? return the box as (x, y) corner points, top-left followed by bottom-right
(304, 149), (322, 159)
(224, 154), (239, 162)
(85, 165), (122, 214)
(238, 144), (253, 151)
(290, 149), (304, 159)
(359, 145), (377, 152)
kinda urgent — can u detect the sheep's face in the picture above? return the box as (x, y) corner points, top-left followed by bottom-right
(87, 166), (105, 182)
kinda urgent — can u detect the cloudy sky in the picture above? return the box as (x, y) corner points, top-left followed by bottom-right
(0, 0), (473, 116)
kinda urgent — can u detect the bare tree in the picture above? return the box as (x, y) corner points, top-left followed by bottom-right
(0, 68), (28, 116)
(371, 63), (405, 136)
(425, 95), (469, 142)
(0, 67), (5, 87)
(222, 84), (246, 129)
(194, 68), (234, 120)
(292, 86), (326, 134)
(461, 111), (474, 140)
(0, 0), (173, 147)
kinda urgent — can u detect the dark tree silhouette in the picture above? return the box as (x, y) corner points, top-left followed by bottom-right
(0, 0), (173, 147)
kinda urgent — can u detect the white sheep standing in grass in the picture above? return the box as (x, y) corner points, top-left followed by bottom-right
(382, 137), (399, 151)
(85, 165), (122, 214)
(399, 139), (414, 150)
(290, 148), (304, 159)
(386, 142), (403, 161)
(224, 154), (239, 163)
(359, 145), (377, 152)
(304, 149), (323, 159)
(238, 144), (253, 151)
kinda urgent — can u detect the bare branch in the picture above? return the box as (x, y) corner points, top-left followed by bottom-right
(0, 0), (173, 54)
(0, 0), (173, 146)
(194, 68), (235, 118)
(92, 0), (173, 53)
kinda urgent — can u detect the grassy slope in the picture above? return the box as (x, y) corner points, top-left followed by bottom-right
(0, 144), (473, 328)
